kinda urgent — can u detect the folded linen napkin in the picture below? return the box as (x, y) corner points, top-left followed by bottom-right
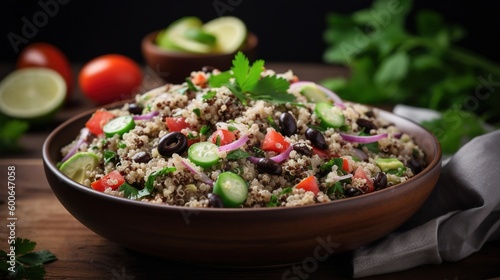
(352, 129), (500, 277)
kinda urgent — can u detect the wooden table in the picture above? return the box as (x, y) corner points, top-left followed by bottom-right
(1, 63), (499, 279)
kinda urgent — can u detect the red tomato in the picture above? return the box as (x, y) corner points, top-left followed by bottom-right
(85, 109), (115, 136)
(342, 158), (350, 172)
(261, 129), (290, 153)
(91, 170), (125, 192)
(295, 175), (320, 195)
(209, 129), (236, 146)
(79, 54), (143, 105)
(353, 166), (374, 193)
(312, 147), (330, 158)
(16, 42), (74, 100)
(165, 117), (189, 132)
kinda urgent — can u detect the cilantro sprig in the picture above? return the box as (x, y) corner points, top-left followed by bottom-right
(208, 52), (295, 105)
(0, 238), (57, 280)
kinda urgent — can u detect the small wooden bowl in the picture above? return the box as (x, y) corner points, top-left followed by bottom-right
(141, 30), (258, 84)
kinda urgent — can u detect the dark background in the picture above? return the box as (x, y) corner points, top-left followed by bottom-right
(1, 0), (499, 64)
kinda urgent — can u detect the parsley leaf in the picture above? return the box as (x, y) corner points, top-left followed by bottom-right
(139, 167), (176, 198)
(208, 52), (295, 105)
(227, 149), (251, 160)
(119, 182), (139, 200)
(0, 238), (57, 280)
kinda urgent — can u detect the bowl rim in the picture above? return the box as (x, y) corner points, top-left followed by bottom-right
(42, 99), (442, 213)
(141, 29), (259, 59)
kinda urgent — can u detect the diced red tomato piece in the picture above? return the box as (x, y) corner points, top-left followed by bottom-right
(165, 117), (189, 132)
(85, 109), (115, 136)
(353, 166), (374, 193)
(191, 72), (207, 87)
(91, 170), (125, 192)
(261, 129), (290, 153)
(342, 158), (350, 172)
(295, 175), (320, 195)
(312, 147), (330, 158)
(209, 129), (236, 146)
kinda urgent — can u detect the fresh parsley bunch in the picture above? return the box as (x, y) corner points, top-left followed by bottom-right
(208, 51), (295, 105)
(0, 238), (56, 280)
(322, 0), (500, 153)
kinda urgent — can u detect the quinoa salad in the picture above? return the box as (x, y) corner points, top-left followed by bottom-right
(58, 53), (427, 208)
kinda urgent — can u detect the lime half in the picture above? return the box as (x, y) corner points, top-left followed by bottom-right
(0, 68), (66, 122)
(156, 16), (213, 53)
(59, 152), (99, 185)
(203, 16), (247, 53)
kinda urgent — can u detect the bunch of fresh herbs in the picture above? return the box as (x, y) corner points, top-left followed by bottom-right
(0, 114), (29, 155)
(322, 0), (500, 153)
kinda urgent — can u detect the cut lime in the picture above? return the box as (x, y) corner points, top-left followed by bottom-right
(0, 68), (66, 123)
(300, 84), (331, 103)
(156, 16), (213, 53)
(184, 27), (217, 46)
(59, 152), (99, 185)
(203, 16), (247, 53)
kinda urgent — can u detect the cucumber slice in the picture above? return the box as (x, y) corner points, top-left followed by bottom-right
(156, 16), (213, 53)
(188, 142), (220, 168)
(202, 16), (247, 53)
(59, 152), (99, 185)
(314, 102), (345, 129)
(300, 84), (331, 103)
(213, 172), (248, 208)
(103, 115), (135, 137)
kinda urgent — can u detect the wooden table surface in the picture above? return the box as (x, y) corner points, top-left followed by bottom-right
(1, 62), (499, 279)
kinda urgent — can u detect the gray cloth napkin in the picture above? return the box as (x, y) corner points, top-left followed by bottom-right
(353, 129), (500, 278)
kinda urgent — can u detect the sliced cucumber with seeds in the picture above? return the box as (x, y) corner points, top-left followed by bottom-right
(213, 172), (248, 208)
(300, 84), (331, 103)
(103, 116), (135, 137)
(314, 102), (345, 128)
(59, 152), (99, 185)
(188, 141), (220, 168)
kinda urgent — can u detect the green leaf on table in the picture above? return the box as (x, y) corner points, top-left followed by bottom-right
(374, 52), (409, 86)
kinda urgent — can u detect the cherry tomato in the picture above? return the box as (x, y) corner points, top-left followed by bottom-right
(91, 170), (125, 192)
(16, 42), (74, 100)
(79, 54), (143, 105)
(165, 117), (189, 132)
(209, 129), (236, 146)
(295, 175), (319, 195)
(261, 129), (290, 153)
(85, 109), (115, 136)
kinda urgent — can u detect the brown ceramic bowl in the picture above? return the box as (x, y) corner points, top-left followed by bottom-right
(42, 102), (441, 267)
(141, 30), (258, 84)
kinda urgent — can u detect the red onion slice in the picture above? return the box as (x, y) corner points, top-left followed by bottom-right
(269, 144), (293, 163)
(181, 159), (214, 185)
(340, 133), (388, 144)
(337, 174), (353, 181)
(247, 156), (260, 164)
(351, 148), (368, 161)
(218, 134), (249, 152)
(133, 111), (159, 121)
(290, 81), (345, 109)
(61, 128), (90, 163)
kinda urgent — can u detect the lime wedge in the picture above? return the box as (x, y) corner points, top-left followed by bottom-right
(0, 68), (66, 123)
(156, 16), (213, 53)
(59, 152), (99, 185)
(203, 16), (247, 53)
(184, 27), (217, 46)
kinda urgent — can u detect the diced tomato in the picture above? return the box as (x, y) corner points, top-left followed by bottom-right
(342, 158), (350, 172)
(209, 129), (236, 146)
(91, 170), (125, 192)
(295, 175), (320, 195)
(312, 147), (330, 158)
(353, 166), (374, 193)
(261, 129), (290, 153)
(85, 109), (115, 136)
(191, 72), (207, 87)
(165, 117), (189, 132)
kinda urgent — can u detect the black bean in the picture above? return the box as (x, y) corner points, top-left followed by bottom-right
(208, 193), (224, 208)
(407, 158), (423, 175)
(158, 132), (188, 157)
(132, 151), (151, 163)
(201, 66), (215, 73)
(127, 103), (143, 115)
(344, 187), (362, 197)
(356, 118), (377, 132)
(293, 143), (313, 157)
(374, 172), (388, 189)
(256, 158), (282, 175)
(279, 112), (297, 136)
(305, 128), (328, 150)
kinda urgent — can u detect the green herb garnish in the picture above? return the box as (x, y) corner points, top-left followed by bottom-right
(200, 125), (210, 136)
(139, 167), (176, 198)
(208, 52), (295, 105)
(227, 149), (251, 160)
(119, 182), (139, 200)
(103, 150), (117, 164)
(193, 108), (201, 117)
(202, 90), (217, 101)
(0, 238), (57, 280)
(0, 115), (29, 154)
